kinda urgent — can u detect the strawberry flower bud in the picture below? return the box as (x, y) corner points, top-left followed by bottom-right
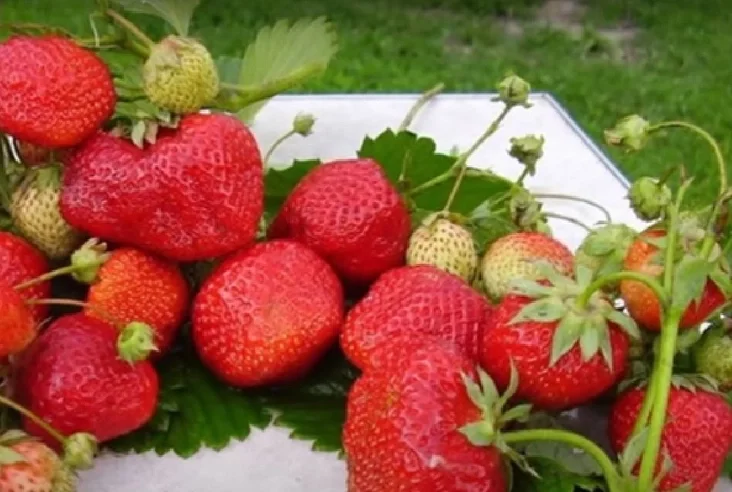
(292, 112), (315, 136)
(628, 177), (672, 221)
(63, 432), (98, 470)
(117, 322), (158, 363)
(508, 134), (544, 175)
(604, 114), (650, 152)
(509, 188), (545, 232)
(495, 75), (531, 107)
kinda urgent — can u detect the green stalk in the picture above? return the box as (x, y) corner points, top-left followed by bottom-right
(575, 271), (668, 310)
(264, 130), (296, 164)
(220, 63), (327, 107)
(532, 193), (613, 223)
(14, 262), (103, 291)
(398, 83), (445, 132)
(543, 212), (592, 232)
(442, 105), (512, 211)
(503, 429), (623, 492)
(0, 395), (67, 446)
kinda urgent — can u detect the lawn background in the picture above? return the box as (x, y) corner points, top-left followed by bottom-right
(2, 0), (731, 205)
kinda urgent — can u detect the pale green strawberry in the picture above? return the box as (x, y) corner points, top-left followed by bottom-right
(693, 325), (732, 390)
(143, 35), (219, 114)
(10, 165), (85, 260)
(406, 212), (478, 282)
(480, 231), (574, 301)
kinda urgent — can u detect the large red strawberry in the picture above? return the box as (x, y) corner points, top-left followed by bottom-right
(340, 265), (493, 370)
(609, 385), (732, 492)
(60, 113), (264, 261)
(16, 313), (158, 446)
(343, 338), (508, 491)
(480, 264), (638, 410)
(0, 284), (36, 358)
(621, 228), (728, 331)
(0, 36), (115, 148)
(0, 232), (50, 321)
(192, 240), (343, 387)
(84, 247), (189, 355)
(269, 159), (411, 286)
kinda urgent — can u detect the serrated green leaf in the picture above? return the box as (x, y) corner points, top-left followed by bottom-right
(511, 297), (567, 325)
(111, 0), (201, 36)
(511, 457), (606, 492)
(264, 160), (320, 220)
(219, 17), (337, 122)
(672, 255), (713, 311)
(106, 344), (270, 458)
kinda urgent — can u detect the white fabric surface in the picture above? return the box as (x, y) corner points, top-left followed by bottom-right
(77, 94), (732, 491)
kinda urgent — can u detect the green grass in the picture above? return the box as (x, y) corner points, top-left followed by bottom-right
(2, 0), (731, 205)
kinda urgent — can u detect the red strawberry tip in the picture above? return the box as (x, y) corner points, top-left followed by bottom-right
(117, 321), (158, 363)
(70, 238), (110, 284)
(508, 260), (641, 370)
(62, 432), (98, 470)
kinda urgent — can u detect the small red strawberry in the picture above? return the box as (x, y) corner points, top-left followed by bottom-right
(192, 240), (343, 387)
(480, 231), (574, 301)
(16, 313), (159, 446)
(480, 263), (638, 410)
(60, 112), (264, 261)
(84, 247), (189, 355)
(0, 284), (36, 358)
(0, 232), (50, 321)
(343, 339), (510, 491)
(621, 227), (728, 331)
(269, 159), (411, 286)
(0, 36), (116, 148)
(609, 385), (732, 492)
(340, 265), (493, 370)
(0, 432), (76, 492)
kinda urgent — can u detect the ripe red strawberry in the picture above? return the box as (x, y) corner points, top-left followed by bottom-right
(480, 231), (574, 301)
(343, 339), (507, 491)
(60, 113), (264, 261)
(340, 265), (493, 370)
(0, 36), (115, 148)
(269, 159), (411, 286)
(192, 240), (343, 387)
(0, 284), (36, 358)
(621, 228), (727, 330)
(0, 433), (76, 492)
(481, 264), (637, 410)
(609, 386), (732, 492)
(16, 313), (158, 446)
(0, 232), (50, 321)
(84, 247), (189, 355)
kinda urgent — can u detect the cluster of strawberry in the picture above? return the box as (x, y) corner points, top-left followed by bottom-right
(0, 13), (731, 492)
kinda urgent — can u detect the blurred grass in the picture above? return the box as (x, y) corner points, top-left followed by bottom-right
(1, 0), (731, 205)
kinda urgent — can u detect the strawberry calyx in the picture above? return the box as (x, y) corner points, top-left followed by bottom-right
(117, 321), (158, 363)
(69, 238), (111, 284)
(509, 261), (641, 369)
(458, 362), (536, 473)
(62, 432), (97, 471)
(614, 427), (687, 492)
(575, 223), (638, 290)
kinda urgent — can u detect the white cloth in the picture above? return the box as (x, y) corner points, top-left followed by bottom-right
(78, 94), (732, 492)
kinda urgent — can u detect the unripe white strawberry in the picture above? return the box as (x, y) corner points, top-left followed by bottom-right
(406, 212), (478, 282)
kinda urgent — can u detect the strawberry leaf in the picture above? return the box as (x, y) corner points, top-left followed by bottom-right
(106, 343), (270, 458)
(217, 17), (338, 122)
(511, 457), (606, 491)
(110, 0), (201, 37)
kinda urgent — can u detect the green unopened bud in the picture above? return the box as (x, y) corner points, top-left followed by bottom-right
(70, 238), (110, 284)
(628, 177), (672, 221)
(509, 188), (545, 231)
(495, 74), (531, 107)
(63, 432), (98, 470)
(117, 322), (158, 363)
(604, 115), (650, 152)
(508, 134), (544, 175)
(292, 112), (315, 136)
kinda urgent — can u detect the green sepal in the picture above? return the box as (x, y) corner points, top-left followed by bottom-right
(669, 373), (720, 393)
(710, 264), (732, 297)
(618, 427), (648, 476)
(671, 254), (714, 311)
(510, 297), (568, 325)
(550, 311), (585, 365)
(0, 445), (25, 465)
(509, 278), (555, 298)
(606, 309), (641, 340)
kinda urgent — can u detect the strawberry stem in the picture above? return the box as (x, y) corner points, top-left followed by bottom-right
(532, 193), (612, 223)
(574, 271), (668, 310)
(397, 82), (445, 132)
(105, 9), (155, 52)
(264, 130), (296, 164)
(0, 395), (67, 447)
(443, 105), (513, 211)
(543, 212), (592, 232)
(25, 298), (122, 327)
(503, 429), (623, 492)
(14, 262), (101, 291)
